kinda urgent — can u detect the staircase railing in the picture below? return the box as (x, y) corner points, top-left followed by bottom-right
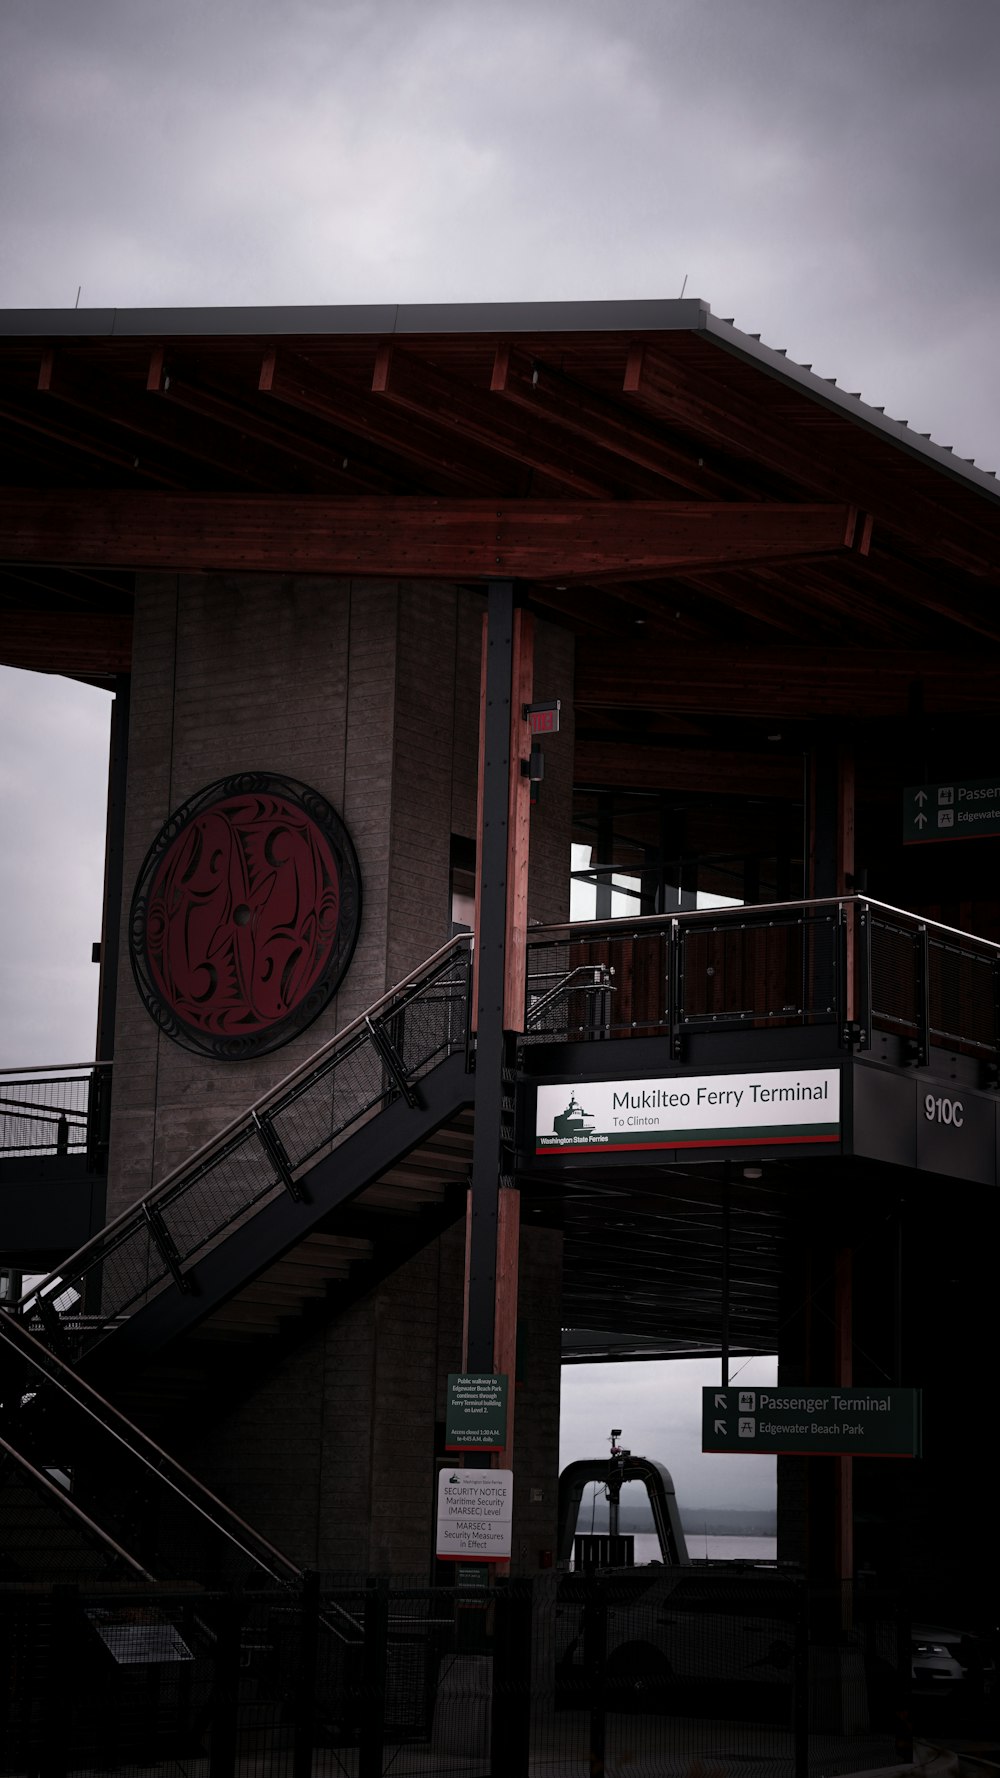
(16, 936), (473, 1355)
(0, 1307), (302, 1586)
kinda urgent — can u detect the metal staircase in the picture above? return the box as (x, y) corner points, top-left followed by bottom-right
(16, 937), (474, 1380)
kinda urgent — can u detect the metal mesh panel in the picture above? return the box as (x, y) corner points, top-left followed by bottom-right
(929, 938), (997, 1052)
(159, 1130), (280, 1259)
(870, 919), (920, 1033)
(525, 935), (663, 1041)
(270, 1036), (389, 1168)
(0, 1072), (91, 1157)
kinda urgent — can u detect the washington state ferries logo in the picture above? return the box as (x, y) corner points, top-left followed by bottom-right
(129, 774), (361, 1060)
(551, 1093), (596, 1138)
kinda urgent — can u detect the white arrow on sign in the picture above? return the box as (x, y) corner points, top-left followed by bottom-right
(714, 1393), (727, 1408)
(915, 813), (927, 829)
(714, 1419), (728, 1436)
(914, 790), (928, 806)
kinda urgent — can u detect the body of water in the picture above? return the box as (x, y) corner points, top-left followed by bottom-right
(627, 1530), (776, 1563)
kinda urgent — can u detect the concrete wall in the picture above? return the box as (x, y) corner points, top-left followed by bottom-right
(107, 573), (488, 1219)
(189, 1219), (563, 1577)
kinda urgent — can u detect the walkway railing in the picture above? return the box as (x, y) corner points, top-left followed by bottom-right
(0, 1061), (112, 1166)
(16, 936), (473, 1352)
(525, 894), (1000, 1064)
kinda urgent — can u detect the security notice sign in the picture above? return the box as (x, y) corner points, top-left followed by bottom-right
(702, 1387), (922, 1457)
(436, 1468), (513, 1562)
(535, 1069), (840, 1156)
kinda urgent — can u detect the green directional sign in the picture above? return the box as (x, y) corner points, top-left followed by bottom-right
(702, 1386), (922, 1456)
(445, 1374), (509, 1451)
(904, 778), (1000, 844)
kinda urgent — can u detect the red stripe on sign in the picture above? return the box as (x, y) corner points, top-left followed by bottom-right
(536, 1133), (840, 1157)
(436, 1554), (508, 1562)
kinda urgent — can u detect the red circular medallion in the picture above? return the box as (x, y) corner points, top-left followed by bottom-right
(130, 775), (361, 1059)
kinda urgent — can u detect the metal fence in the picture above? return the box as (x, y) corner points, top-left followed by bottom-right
(0, 1062), (112, 1165)
(0, 1569), (911, 1778)
(526, 895), (1000, 1064)
(15, 938), (472, 1355)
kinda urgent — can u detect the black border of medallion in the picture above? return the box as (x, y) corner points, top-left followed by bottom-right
(129, 772), (362, 1061)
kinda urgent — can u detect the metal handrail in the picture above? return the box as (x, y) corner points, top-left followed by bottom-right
(0, 1307), (302, 1585)
(526, 894), (1000, 1059)
(16, 938), (466, 1301)
(0, 1061), (114, 1077)
(17, 936), (473, 1338)
(527, 893), (1000, 954)
(0, 1430), (154, 1581)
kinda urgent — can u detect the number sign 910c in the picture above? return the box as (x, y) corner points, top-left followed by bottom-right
(924, 1093), (964, 1127)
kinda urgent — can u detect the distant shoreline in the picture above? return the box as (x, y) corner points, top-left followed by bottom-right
(580, 1505), (777, 1536)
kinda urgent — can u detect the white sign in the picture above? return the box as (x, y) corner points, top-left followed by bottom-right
(436, 1467), (513, 1562)
(535, 1068), (840, 1155)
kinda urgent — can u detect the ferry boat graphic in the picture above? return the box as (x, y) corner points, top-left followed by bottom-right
(552, 1093), (596, 1138)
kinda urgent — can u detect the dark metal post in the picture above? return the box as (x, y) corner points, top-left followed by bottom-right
(490, 1578), (532, 1778)
(359, 1578), (389, 1778)
(41, 1584), (76, 1778)
(793, 1583), (810, 1778)
(467, 581), (515, 1374)
(914, 926), (930, 1066)
(721, 1170), (731, 1386)
(95, 673), (131, 1067)
(293, 1569), (320, 1778)
(584, 1576), (607, 1778)
(893, 1209), (904, 1385)
(209, 1593), (241, 1778)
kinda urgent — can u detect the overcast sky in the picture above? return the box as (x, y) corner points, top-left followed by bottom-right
(3, 0), (998, 1514)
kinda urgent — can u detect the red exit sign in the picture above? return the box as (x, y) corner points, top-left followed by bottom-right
(526, 700), (560, 735)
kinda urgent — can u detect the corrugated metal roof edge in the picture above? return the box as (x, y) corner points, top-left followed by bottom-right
(701, 311), (1000, 505)
(1, 295), (997, 506)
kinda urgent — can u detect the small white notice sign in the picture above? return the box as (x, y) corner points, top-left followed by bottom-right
(436, 1467), (513, 1562)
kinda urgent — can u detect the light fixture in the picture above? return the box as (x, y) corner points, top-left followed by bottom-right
(742, 1166), (762, 1180)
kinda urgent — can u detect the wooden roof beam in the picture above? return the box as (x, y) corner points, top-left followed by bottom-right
(35, 348), (284, 492)
(0, 493), (873, 578)
(0, 394), (183, 488)
(372, 341), (635, 497)
(145, 349), (390, 492)
(625, 342), (994, 576)
(259, 348), (511, 496)
(575, 638), (1000, 718)
(490, 343), (745, 498)
(0, 610), (132, 676)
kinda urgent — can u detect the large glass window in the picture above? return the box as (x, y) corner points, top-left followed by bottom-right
(571, 788), (803, 920)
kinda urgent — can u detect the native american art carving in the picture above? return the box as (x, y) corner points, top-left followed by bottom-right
(130, 774), (361, 1059)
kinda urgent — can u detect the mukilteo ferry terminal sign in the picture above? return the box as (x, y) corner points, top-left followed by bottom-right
(534, 1068), (840, 1156)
